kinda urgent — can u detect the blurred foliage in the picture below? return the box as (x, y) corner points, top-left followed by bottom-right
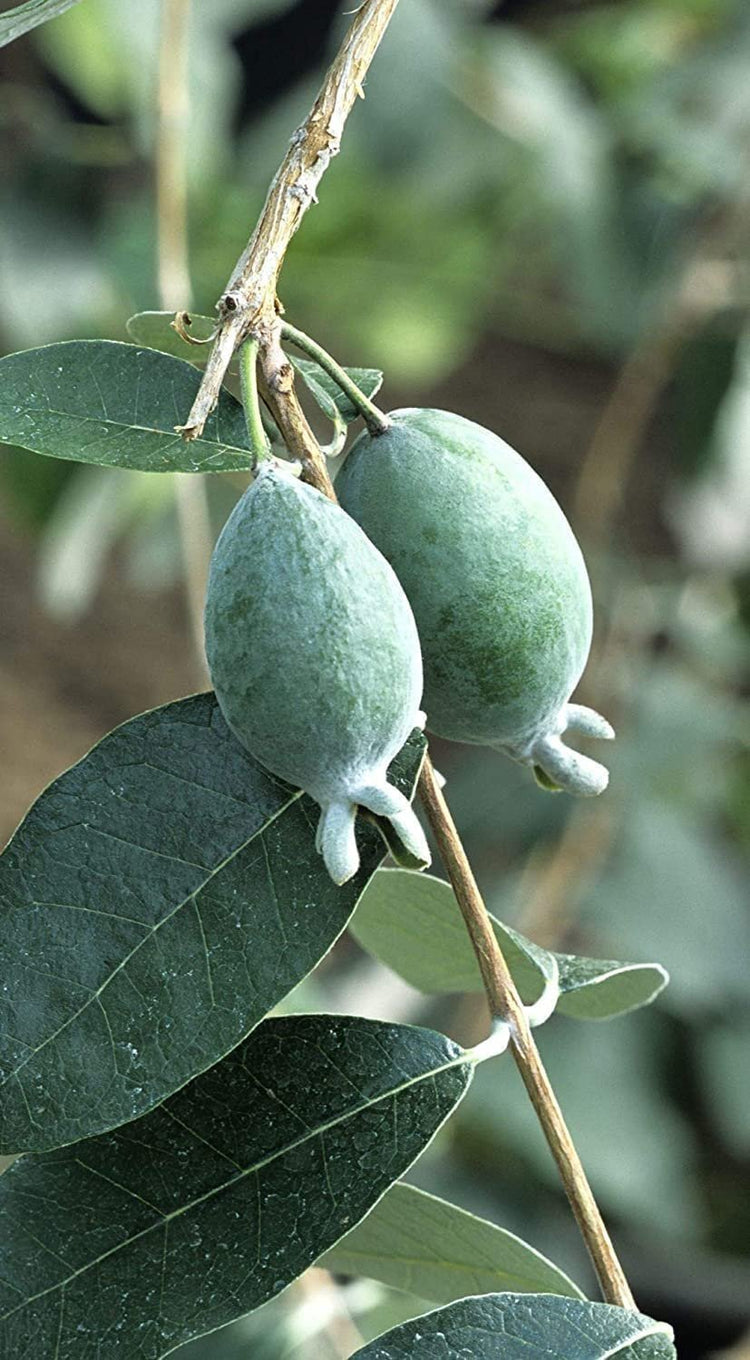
(1, 0), (749, 1355)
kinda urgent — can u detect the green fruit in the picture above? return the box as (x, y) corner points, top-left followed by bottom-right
(204, 462), (429, 884)
(336, 408), (613, 796)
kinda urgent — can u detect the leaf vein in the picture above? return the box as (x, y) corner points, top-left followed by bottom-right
(0, 790), (303, 1092)
(0, 1050), (468, 1322)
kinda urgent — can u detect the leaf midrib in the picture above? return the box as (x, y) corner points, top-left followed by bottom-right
(326, 1243), (568, 1292)
(1, 788), (303, 1092)
(0, 1046), (469, 1322)
(562, 964), (666, 993)
(0, 401), (251, 460)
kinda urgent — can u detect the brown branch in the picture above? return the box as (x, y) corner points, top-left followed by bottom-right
(174, 0), (635, 1312)
(261, 373), (635, 1306)
(572, 312), (687, 541)
(259, 357), (334, 498)
(418, 759), (635, 1310)
(177, 0), (400, 440)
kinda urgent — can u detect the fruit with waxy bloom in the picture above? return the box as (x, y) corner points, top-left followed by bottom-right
(336, 407), (613, 795)
(204, 462), (429, 883)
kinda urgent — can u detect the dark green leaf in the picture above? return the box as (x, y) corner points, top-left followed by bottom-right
(125, 311), (218, 361)
(292, 357), (384, 424)
(0, 695), (426, 1153)
(0, 1015), (471, 1358)
(320, 1182), (585, 1301)
(352, 1294), (676, 1359)
(351, 870), (668, 1019)
(0, 341), (257, 473)
(0, 0), (82, 48)
(124, 315), (286, 447)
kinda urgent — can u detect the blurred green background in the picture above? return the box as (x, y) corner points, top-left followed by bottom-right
(1, 0), (749, 1356)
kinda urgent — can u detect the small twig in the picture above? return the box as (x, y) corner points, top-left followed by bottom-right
(177, 0), (400, 441)
(418, 757), (635, 1310)
(572, 312), (687, 542)
(295, 1269), (366, 1359)
(174, 0), (635, 1313)
(172, 309), (216, 346)
(260, 345), (335, 498)
(514, 802), (616, 950)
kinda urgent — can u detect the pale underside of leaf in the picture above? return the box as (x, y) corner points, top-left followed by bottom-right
(351, 1292), (676, 1359)
(0, 693), (425, 1153)
(351, 870), (668, 1020)
(0, 1015), (472, 1359)
(320, 1181), (585, 1302)
(291, 356), (384, 424)
(126, 311), (218, 360)
(123, 313), (384, 429)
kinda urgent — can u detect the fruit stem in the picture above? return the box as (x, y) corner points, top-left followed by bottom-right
(280, 321), (390, 436)
(177, 0), (402, 441)
(257, 379), (638, 1312)
(418, 754), (637, 1311)
(239, 338), (273, 464)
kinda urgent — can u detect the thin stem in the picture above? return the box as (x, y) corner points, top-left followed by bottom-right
(239, 339), (272, 463)
(257, 375), (637, 1308)
(177, 0), (401, 440)
(281, 321), (390, 435)
(259, 340), (336, 499)
(173, 0), (635, 1313)
(418, 756), (636, 1310)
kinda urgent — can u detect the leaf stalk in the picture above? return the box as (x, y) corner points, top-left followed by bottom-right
(418, 756), (636, 1310)
(281, 321), (390, 435)
(239, 338), (272, 464)
(175, 0), (637, 1315)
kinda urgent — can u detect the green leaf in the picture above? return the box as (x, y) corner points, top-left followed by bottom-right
(292, 356), (384, 424)
(0, 341), (258, 473)
(555, 955), (669, 1021)
(320, 1182), (585, 1302)
(126, 310), (218, 360)
(351, 870), (668, 1019)
(124, 315), (287, 448)
(0, 1014), (472, 1359)
(0, 0), (83, 48)
(0, 694), (426, 1154)
(360, 811), (431, 873)
(352, 1294), (676, 1359)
